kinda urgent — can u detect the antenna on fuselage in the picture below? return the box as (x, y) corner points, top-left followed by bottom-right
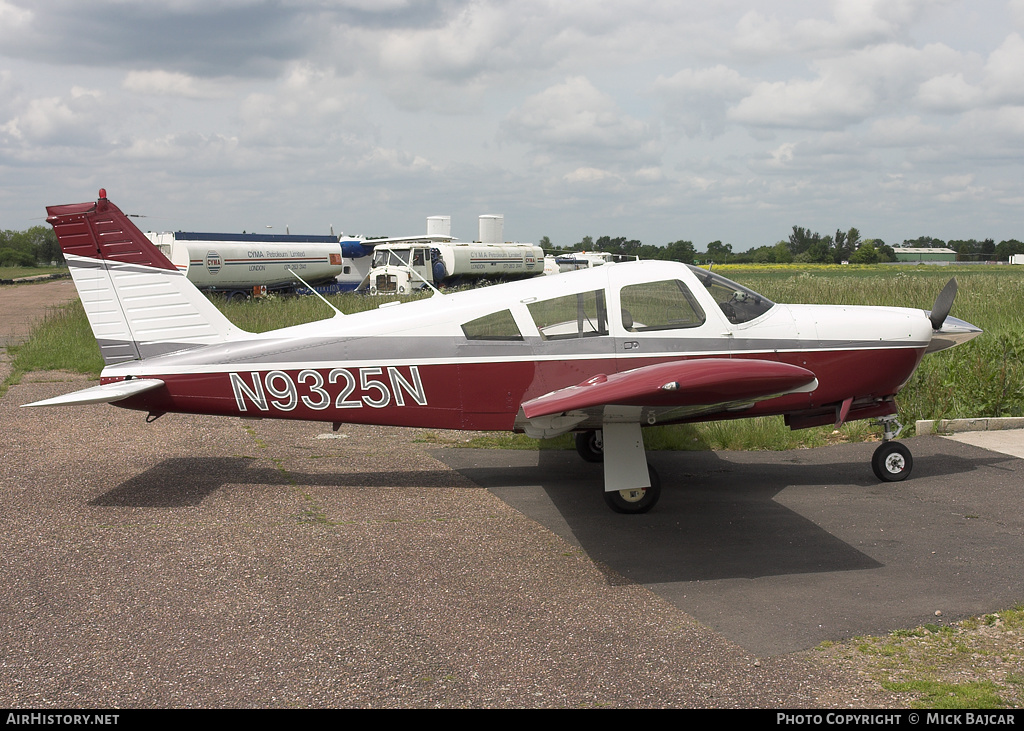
(286, 268), (344, 317)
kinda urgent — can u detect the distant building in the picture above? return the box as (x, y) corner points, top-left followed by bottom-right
(892, 247), (957, 263)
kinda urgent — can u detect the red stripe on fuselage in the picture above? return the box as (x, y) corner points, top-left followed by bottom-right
(103, 345), (926, 430)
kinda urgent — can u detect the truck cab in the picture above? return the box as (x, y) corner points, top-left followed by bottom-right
(367, 243), (433, 294)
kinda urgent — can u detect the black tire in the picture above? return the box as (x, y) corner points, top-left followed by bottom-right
(575, 430), (604, 463)
(603, 463), (661, 514)
(872, 441), (913, 482)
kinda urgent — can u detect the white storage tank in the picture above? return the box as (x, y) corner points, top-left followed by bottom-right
(478, 214), (504, 244)
(427, 215), (451, 238)
(143, 231), (348, 290)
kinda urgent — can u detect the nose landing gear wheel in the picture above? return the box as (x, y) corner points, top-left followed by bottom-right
(575, 430), (604, 463)
(603, 463), (661, 513)
(872, 441), (913, 482)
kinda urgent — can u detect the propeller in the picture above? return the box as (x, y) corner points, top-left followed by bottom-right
(929, 277), (958, 330)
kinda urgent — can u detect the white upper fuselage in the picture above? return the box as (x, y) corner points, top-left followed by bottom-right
(103, 260), (935, 378)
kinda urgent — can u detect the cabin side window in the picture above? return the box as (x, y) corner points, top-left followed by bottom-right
(619, 280), (706, 332)
(527, 289), (609, 340)
(462, 309), (524, 341)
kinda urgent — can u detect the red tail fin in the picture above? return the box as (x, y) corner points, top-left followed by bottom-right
(46, 189), (177, 271)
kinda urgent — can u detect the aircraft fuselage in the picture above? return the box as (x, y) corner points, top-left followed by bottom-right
(98, 262), (931, 434)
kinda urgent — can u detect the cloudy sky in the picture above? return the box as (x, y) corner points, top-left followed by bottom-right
(1, 0), (1023, 251)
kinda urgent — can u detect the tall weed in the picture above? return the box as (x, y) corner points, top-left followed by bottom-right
(8, 299), (103, 375)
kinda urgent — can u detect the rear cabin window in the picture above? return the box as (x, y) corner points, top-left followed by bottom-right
(619, 280), (706, 331)
(462, 309), (523, 341)
(527, 289), (609, 340)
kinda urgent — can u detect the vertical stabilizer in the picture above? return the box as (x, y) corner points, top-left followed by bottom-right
(47, 190), (245, 364)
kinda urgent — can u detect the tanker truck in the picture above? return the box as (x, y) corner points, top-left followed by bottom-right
(145, 231), (374, 299)
(359, 214), (544, 294)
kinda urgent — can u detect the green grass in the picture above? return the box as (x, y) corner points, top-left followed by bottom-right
(820, 606), (1024, 708)
(416, 431), (575, 450)
(6, 265), (1022, 451)
(0, 265), (68, 280)
(215, 289), (428, 332)
(2, 299), (104, 399)
(882, 680), (1006, 709)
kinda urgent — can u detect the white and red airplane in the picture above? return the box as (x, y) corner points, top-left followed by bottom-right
(25, 191), (982, 513)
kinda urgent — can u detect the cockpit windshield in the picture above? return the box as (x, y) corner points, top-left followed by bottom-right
(372, 248), (411, 268)
(685, 265), (775, 324)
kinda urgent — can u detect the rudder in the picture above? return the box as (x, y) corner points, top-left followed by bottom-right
(47, 190), (244, 364)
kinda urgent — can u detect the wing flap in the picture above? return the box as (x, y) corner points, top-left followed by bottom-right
(22, 378), (165, 408)
(521, 359), (817, 419)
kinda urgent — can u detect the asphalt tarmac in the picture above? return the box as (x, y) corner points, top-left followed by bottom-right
(437, 433), (1024, 656)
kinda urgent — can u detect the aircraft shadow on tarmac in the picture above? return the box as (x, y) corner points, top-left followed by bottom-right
(435, 440), (1010, 585)
(89, 441), (1008, 587)
(88, 456), (472, 509)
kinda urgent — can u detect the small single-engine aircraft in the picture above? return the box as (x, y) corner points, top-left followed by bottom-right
(26, 191), (982, 513)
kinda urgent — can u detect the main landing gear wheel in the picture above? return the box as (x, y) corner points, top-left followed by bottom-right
(603, 463), (661, 514)
(872, 441), (913, 482)
(575, 430), (604, 463)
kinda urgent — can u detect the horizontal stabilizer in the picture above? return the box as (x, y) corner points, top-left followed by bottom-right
(522, 359), (817, 420)
(22, 378), (165, 408)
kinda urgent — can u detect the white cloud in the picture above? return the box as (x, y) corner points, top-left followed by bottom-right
(981, 32), (1024, 105)
(1009, 0), (1024, 27)
(0, 89), (105, 146)
(866, 116), (942, 147)
(729, 41), (967, 130)
(0, 0), (31, 30)
(122, 70), (223, 99)
(502, 76), (656, 161)
(730, 78), (858, 131)
(652, 65), (753, 137)
(732, 0), (940, 57)
(1, 1), (1023, 247)
(915, 73), (985, 112)
(122, 132), (240, 163)
(564, 167), (620, 185)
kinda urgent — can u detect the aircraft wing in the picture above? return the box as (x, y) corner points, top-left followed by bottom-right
(363, 235), (455, 245)
(521, 359), (817, 420)
(22, 378), (165, 408)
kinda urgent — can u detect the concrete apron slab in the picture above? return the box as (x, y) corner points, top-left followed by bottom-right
(918, 417), (1024, 460)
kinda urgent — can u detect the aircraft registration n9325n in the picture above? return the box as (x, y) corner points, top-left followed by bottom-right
(25, 190), (982, 513)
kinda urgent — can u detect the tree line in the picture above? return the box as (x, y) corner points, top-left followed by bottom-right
(3, 223), (1024, 268)
(542, 228), (1024, 265)
(901, 235), (1024, 261)
(0, 226), (62, 267)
